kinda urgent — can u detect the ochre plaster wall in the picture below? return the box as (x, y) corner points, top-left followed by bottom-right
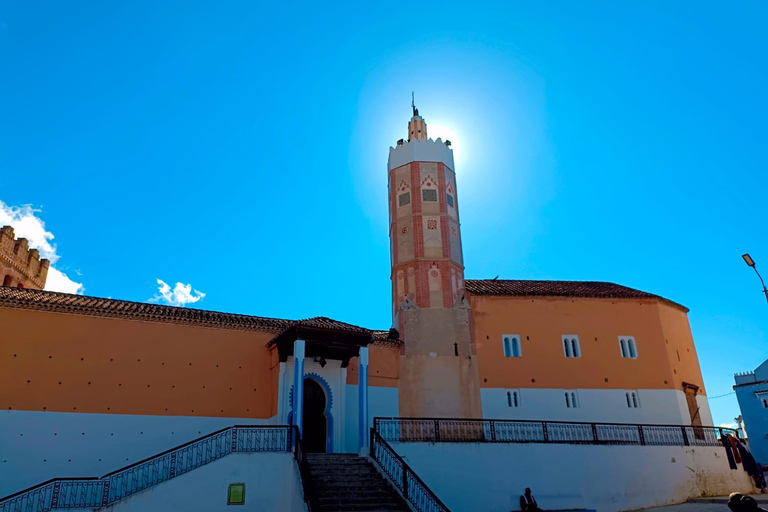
(0, 308), (277, 418)
(658, 304), (707, 393)
(346, 346), (400, 388)
(469, 295), (706, 395)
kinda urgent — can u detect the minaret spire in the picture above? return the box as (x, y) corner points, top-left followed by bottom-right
(407, 94), (427, 141)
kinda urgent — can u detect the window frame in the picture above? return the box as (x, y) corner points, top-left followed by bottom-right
(422, 188), (438, 202)
(562, 335), (581, 358)
(503, 334), (522, 358)
(506, 389), (521, 408)
(625, 390), (640, 408)
(619, 336), (638, 359)
(398, 191), (411, 207)
(564, 389), (579, 408)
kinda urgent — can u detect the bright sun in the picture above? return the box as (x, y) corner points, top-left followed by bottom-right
(427, 123), (465, 168)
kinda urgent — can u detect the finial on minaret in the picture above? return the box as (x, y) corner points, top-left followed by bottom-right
(407, 93), (426, 141)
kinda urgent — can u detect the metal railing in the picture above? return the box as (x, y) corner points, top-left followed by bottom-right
(370, 429), (451, 512)
(0, 425), (294, 512)
(374, 417), (737, 447)
(293, 433), (315, 512)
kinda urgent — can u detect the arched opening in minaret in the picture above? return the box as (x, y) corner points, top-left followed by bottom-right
(302, 378), (328, 453)
(2, 275), (12, 287)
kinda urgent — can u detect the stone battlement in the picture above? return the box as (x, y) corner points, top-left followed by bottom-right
(0, 225), (50, 289)
(388, 137), (455, 172)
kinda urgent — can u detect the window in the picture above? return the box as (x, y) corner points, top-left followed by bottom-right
(763, 398), (768, 409)
(503, 335), (522, 358)
(422, 189), (438, 202)
(398, 192), (411, 207)
(446, 194), (455, 208)
(564, 390), (579, 408)
(758, 394), (768, 408)
(626, 391), (640, 408)
(562, 335), (580, 358)
(619, 336), (637, 358)
(507, 390), (521, 408)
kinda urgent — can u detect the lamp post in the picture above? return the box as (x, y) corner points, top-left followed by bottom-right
(742, 253), (768, 304)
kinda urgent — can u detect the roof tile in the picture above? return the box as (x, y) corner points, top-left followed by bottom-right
(465, 279), (688, 312)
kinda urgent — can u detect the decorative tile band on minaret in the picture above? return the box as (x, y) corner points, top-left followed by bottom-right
(387, 101), (481, 419)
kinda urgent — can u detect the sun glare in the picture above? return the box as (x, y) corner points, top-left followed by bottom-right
(427, 123), (465, 169)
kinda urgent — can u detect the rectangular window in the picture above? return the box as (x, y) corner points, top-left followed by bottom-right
(422, 189), (438, 202)
(502, 335), (521, 357)
(398, 192), (411, 207)
(625, 391), (640, 408)
(757, 393), (768, 408)
(562, 335), (581, 358)
(564, 390), (579, 408)
(619, 336), (637, 358)
(446, 194), (455, 208)
(507, 389), (521, 408)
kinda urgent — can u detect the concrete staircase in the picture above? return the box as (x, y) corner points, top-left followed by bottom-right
(306, 453), (409, 512)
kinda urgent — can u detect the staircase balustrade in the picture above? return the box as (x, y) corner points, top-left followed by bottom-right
(1, 425), (293, 512)
(370, 429), (451, 512)
(374, 417), (737, 447)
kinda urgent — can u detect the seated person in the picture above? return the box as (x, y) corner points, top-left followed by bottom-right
(520, 488), (544, 512)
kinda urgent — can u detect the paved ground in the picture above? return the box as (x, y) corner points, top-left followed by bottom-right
(639, 504), (726, 512)
(639, 495), (768, 512)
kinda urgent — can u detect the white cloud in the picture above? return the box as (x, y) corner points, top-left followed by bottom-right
(149, 279), (205, 307)
(0, 200), (84, 294)
(720, 422), (739, 430)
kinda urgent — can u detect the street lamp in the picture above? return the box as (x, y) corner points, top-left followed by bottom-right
(742, 253), (768, 304)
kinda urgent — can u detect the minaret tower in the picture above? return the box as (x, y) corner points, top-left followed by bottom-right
(387, 98), (482, 418)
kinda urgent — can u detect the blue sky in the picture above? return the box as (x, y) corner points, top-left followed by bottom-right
(1, 2), (766, 428)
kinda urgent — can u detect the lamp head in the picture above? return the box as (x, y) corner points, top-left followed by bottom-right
(743, 254), (756, 267)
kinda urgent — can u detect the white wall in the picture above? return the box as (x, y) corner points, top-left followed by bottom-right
(388, 138), (455, 171)
(106, 453), (305, 512)
(0, 410), (269, 498)
(345, 385), (399, 453)
(481, 388), (714, 426)
(393, 442), (754, 512)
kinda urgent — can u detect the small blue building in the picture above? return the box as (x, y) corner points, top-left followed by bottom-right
(735, 359), (768, 464)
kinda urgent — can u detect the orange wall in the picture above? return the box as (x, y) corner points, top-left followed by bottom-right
(346, 345), (400, 388)
(659, 304), (707, 393)
(0, 308), (277, 418)
(469, 295), (706, 394)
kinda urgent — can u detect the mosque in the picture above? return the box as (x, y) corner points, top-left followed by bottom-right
(0, 105), (753, 512)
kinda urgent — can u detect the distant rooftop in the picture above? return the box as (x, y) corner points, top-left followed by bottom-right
(465, 279), (688, 312)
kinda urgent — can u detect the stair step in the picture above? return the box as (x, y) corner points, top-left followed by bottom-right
(303, 454), (409, 512)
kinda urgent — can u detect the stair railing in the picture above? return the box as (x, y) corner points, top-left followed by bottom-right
(0, 425), (293, 512)
(292, 427), (316, 512)
(370, 429), (451, 512)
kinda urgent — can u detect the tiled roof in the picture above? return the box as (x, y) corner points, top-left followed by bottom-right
(372, 329), (403, 347)
(0, 287), (293, 333)
(465, 279), (688, 312)
(0, 287), (403, 342)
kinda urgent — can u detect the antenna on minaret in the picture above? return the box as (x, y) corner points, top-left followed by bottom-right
(411, 92), (418, 117)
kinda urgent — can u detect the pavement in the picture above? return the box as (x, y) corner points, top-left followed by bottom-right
(638, 494), (768, 512)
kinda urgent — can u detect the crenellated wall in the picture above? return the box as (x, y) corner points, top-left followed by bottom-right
(0, 225), (50, 289)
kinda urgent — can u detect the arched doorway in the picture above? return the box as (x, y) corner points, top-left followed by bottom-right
(302, 378), (328, 453)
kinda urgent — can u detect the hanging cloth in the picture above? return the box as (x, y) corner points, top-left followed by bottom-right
(728, 435), (743, 464)
(722, 434), (738, 470)
(738, 441), (760, 477)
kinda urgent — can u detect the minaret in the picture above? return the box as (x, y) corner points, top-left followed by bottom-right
(387, 99), (482, 418)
